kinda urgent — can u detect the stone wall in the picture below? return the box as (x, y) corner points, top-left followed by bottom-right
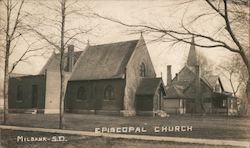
(123, 36), (156, 116)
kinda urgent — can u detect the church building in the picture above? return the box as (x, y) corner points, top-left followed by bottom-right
(8, 35), (166, 116)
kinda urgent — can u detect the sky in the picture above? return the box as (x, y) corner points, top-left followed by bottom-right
(1, 0), (246, 91)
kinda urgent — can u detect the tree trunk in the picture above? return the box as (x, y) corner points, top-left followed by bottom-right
(59, 0), (66, 129)
(247, 79), (250, 101)
(246, 77), (250, 115)
(3, 0), (11, 124)
(244, 58), (250, 115)
(238, 51), (250, 115)
(59, 65), (65, 129)
(3, 48), (10, 124)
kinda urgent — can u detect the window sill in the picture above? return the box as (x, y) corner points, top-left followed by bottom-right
(104, 99), (115, 102)
(76, 99), (87, 102)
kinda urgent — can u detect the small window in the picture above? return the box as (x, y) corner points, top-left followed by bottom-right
(17, 85), (23, 101)
(77, 87), (86, 101)
(230, 99), (234, 109)
(104, 85), (114, 101)
(140, 63), (146, 77)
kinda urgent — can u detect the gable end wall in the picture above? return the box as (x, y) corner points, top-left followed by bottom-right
(123, 37), (156, 116)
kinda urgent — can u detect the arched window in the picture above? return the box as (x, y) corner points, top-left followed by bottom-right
(104, 85), (114, 100)
(140, 63), (146, 77)
(17, 85), (23, 101)
(77, 86), (86, 100)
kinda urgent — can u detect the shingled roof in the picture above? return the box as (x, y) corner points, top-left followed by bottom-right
(203, 75), (220, 88)
(39, 51), (83, 74)
(136, 78), (164, 95)
(165, 85), (187, 99)
(70, 40), (139, 81)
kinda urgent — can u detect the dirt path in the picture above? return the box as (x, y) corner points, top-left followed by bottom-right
(0, 126), (249, 148)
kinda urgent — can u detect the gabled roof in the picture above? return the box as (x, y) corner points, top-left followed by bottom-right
(166, 65), (224, 99)
(136, 78), (165, 95)
(39, 51), (83, 74)
(9, 73), (44, 80)
(165, 65), (219, 99)
(172, 80), (192, 91)
(203, 75), (219, 88)
(10, 73), (30, 78)
(172, 65), (217, 90)
(165, 85), (187, 99)
(165, 37), (229, 99)
(70, 40), (139, 81)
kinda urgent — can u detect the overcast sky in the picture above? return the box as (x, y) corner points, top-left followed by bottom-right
(1, 0), (246, 91)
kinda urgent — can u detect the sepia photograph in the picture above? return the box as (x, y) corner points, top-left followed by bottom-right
(0, 0), (249, 147)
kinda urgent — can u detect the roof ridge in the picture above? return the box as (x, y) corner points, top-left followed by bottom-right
(89, 39), (139, 47)
(141, 77), (161, 79)
(54, 50), (83, 55)
(181, 65), (214, 90)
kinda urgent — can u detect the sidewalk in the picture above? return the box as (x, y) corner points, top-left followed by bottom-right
(0, 125), (249, 148)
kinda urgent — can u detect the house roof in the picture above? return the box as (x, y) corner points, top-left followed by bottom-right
(178, 65), (218, 90)
(70, 40), (139, 81)
(9, 73), (44, 79)
(171, 79), (192, 90)
(39, 51), (83, 74)
(203, 75), (219, 88)
(165, 39), (227, 99)
(165, 85), (187, 99)
(136, 78), (164, 95)
(10, 73), (30, 78)
(165, 66), (220, 99)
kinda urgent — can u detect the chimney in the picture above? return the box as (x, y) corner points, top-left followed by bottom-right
(167, 65), (172, 86)
(67, 45), (74, 72)
(175, 73), (179, 81)
(195, 65), (200, 88)
(195, 65), (202, 113)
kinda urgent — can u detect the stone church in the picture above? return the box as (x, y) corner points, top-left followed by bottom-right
(163, 37), (238, 115)
(8, 35), (166, 116)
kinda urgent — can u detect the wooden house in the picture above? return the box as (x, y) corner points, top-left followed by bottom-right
(163, 37), (238, 115)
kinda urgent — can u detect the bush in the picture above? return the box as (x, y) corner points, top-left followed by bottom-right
(154, 110), (170, 118)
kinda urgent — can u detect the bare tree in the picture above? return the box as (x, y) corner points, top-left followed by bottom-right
(26, 0), (92, 129)
(0, 0), (41, 124)
(218, 54), (248, 97)
(94, 0), (250, 113)
(196, 51), (215, 78)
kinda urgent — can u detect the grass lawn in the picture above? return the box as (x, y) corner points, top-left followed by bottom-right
(0, 129), (242, 148)
(1, 113), (250, 141)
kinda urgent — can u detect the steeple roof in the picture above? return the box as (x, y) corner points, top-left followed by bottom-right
(187, 36), (198, 66)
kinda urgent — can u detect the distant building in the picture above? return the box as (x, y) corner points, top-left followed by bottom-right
(8, 35), (166, 116)
(163, 37), (237, 115)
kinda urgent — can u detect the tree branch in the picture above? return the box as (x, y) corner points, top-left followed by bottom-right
(25, 24), (60, 51)
(205, 0), (225, 18)
(9, 0), (24, 40)
(95, 13), (240, 53)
